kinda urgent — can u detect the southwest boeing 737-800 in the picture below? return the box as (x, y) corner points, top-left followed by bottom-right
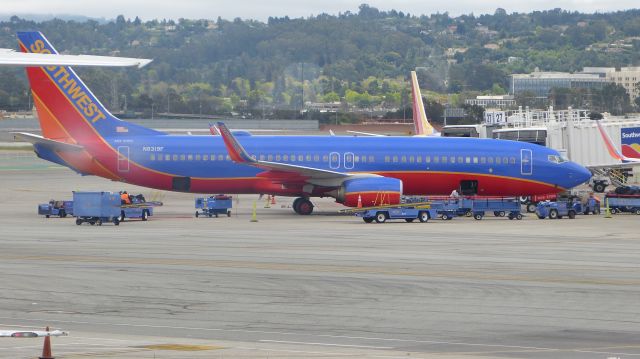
(13, 32), (591, 215)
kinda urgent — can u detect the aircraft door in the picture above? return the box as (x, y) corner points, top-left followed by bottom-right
(117, 146), (130, 172)
(329, 152), (340, 169)
(520, 149), (532, 175)
(344, 152), (354, 169)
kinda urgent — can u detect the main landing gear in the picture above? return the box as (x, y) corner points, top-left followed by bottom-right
(292, 197), (314, 215)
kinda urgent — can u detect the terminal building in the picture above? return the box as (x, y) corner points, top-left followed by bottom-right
(510, 72), (606, 98)
(582, 67), (640, 102)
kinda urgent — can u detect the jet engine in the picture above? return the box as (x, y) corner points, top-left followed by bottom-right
(331, 177), (403, 207)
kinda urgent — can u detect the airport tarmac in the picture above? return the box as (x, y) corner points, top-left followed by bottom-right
(1, 151), (640, 359)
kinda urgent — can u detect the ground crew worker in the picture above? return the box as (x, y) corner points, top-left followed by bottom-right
(121, 191), (131, 204)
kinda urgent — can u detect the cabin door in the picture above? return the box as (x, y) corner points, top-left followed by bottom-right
(520, 149), (532, 176)
(117, 146), (130, 173)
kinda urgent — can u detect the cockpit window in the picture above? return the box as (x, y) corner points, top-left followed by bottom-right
(547, 154), (568, 164)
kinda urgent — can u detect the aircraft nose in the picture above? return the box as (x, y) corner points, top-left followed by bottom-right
(567, 162), (592, 188)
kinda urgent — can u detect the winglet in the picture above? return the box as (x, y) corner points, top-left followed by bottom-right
(410, 71), (435, 136)
(595, 120), (626, 161)
(216, 122), (254, 163)
(208, 123), (219, 136)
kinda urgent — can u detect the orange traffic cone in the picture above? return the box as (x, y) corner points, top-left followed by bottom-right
(271, 195), (276, 205)
(39, 327), (54, 359)
(357, 195), (363, 208)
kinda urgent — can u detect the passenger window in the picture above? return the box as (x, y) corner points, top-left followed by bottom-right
(409, 156), (414, 163)
(322, 155), (328, 162)
(314, 154), (319, 161)
(300, 155), (305, 161)
(179, 154), (185, 161)
(496, 157), (501, 164)
(480, 157), (485, 164)
(306, 155), (311, 161)
(226, 155), (230, 161)
(356, 156), (361, 163)
(218, 155), (224, 161)
(450, 156), (456, 163)
(503, 156), (508, 164)
(416, 156), (422, 163)
(442, 156), (448, 163)
(187, 155), (193, 161)
(284, 155), (289, 161)
(259, 155), (265, 161)
(166, 154), (171, 161)
(401, 156), (407, 163)
(433, 156), (439, 163)
(150, 154), (155, 161)
(457, 156), (463, 163)
(203, 155), (208, 161)
(425, 156), (431, 163)
(473, 156), (478, 164)
(393, 156), (398, 163)
(290, 154), (295, 162)
(487, 157), (493, 164)
(276, 155), (281, 161)
(510, 157), (516, 164)
(268, 154), (273, 161)
(465, 156), (471, 164)
(385, 156), (390, 163)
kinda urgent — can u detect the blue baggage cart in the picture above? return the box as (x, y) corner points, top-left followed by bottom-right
(73, 191), (121, 226)
(605, 194), (640, 214)
(355, 204), (438, 223)
(466, 197), (522, 220)
(195, 195), (232, 218)
(535, 200), (578, 219)
(38, 200), (73, 218)
(120, 206), (153, 221)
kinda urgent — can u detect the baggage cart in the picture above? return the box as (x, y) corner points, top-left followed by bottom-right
(73, 191), (121, 226)
(195, 195), (232, 218)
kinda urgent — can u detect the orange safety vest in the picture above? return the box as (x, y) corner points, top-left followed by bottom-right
(121, 193), (131, 204)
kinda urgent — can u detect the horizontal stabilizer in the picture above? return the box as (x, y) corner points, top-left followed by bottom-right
(12, 132), (84, 152)
(0, 48), (152, 68)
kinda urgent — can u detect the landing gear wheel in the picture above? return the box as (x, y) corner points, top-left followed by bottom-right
(375, 212), (387, 223)
(292, 198), (303, 213)
(294, 198), (314, 215)
(418, 211), (429, 223)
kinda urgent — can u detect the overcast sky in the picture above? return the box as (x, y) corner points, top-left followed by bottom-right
(2, 0), (639, 21)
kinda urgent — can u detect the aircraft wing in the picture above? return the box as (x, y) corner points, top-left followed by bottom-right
(13, 132), (84, 152)
(0, 329), (68, 338)
(0, 48), (152, 68)
(215, 122), (380, 187)
(346, 130), (385, 137)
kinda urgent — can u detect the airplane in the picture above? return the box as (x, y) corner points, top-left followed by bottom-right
(0, 329), (67, 338)
(13, 31), (591, 215)
(594, 119), (640, 164)
(346, 70), (439, 137)
(0, 48), (151, 68)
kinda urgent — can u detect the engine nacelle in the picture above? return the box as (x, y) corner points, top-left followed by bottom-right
(332, 177), (403, 207)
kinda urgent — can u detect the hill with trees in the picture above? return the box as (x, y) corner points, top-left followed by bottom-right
(0, 6), (639, 122)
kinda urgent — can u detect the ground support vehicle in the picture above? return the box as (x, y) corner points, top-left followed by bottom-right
(345, 202), (436, 223)
(73, 191), (121, 226)
(605, 193), (640, 214)
(535, 200), (578, 219)
(462, 197), (523, 220)
(120, 206), (153, 222)
(522, 193), (558, 213)
(38, 200), (73, 218)
(195, 195), (232, 217)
